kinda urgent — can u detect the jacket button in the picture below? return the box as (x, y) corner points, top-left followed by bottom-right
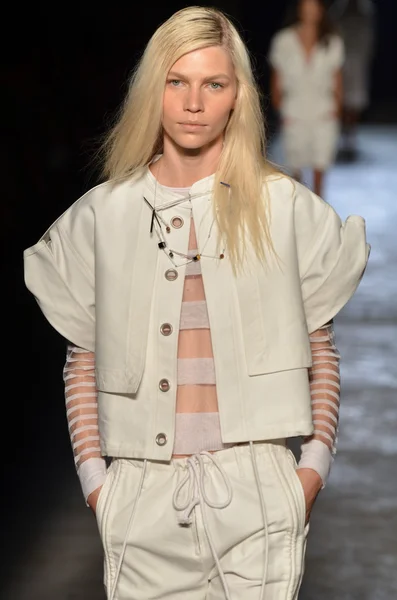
(160, 323), (173, 336)
(155, 432), (168, 446)
(171, 216), (184, 229)
(165, 268), (178, 281)
(159, 378), (170, 392)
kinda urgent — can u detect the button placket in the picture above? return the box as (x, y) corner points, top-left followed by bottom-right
(154, 203), (190, 458)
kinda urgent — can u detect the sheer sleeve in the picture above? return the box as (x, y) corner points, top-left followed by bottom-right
(63, 344), (107, 503)
(297, 322), (341, 486)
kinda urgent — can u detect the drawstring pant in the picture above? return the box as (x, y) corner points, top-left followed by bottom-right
(95, 440), (310, 600)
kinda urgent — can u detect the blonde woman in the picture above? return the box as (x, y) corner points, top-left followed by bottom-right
(269, 0), (345, 197)
(24, 6), (370, 600)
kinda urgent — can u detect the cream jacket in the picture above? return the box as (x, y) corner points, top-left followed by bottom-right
(23, 168), (370, 460)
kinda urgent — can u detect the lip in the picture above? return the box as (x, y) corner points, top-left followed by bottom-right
(179, 122), (206, 128)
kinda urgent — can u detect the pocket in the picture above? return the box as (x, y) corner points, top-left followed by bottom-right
(285, 449), (307, 532)
(96, 460), (116, 528)
(234, 273), (312, 376)
(95, 460), (124, 593)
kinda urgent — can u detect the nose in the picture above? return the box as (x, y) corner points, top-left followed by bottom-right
(184, 85), (204, 113)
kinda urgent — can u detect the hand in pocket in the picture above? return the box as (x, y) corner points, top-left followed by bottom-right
(295, 468), (323, 525)
(87, 485), (103, 516)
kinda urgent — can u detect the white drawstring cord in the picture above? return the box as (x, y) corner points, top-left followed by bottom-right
(249, 441), (269, 600)
(109, 459), (147, 600)
(108, 447), (269, 600)
(172, 451), (233, 524)
(172, 451), (233, 600)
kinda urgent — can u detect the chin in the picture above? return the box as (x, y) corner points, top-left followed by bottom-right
(180, 144), (207, 151)
(175, 135), (217, 152)
(176, 140), (209, 151)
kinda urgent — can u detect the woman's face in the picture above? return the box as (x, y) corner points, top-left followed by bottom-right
(162, 45), (237, 152)
(298, 0), (324, 25)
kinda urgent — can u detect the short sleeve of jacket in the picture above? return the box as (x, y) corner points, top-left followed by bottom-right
(268, 31), (286, 70)
(294, 183), (370, 333)
(23, 197), (95, 351)
(330, 34), (345, 69)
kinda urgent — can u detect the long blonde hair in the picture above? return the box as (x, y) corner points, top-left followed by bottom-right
(99, 6), (279, 270)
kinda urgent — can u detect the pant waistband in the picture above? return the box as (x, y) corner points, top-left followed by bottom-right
(119, 439), (287, 471)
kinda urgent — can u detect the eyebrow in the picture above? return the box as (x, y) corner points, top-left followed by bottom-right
(167, 71), (231, 81)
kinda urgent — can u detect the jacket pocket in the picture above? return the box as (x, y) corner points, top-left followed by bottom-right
(235, 274), (312, 376)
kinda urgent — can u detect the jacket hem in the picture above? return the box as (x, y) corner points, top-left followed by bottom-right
(100, 421), (314, 459)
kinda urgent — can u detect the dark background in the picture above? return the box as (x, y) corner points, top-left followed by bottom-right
(4, 0), (396, 597)
(6, 0), (396, 248)
(6, 0), (395, 217)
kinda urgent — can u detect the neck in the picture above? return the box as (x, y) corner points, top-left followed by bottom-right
(150, 135), (223, 187)
(298, 22), (319, 33)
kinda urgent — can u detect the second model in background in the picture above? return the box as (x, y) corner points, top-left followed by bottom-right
(269, 0), (344, 197)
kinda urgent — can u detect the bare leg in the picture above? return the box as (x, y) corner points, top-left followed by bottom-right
(313, 169), (324, 197)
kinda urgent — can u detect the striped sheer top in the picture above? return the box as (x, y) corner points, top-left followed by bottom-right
(172, 213), (233, 456)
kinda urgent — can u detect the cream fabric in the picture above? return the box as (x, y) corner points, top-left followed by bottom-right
(95, 442), (309, 600)
(24, 170), (369, 459)
(64, 319), (339, 501)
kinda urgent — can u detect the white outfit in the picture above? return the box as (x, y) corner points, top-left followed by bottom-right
(23, 168), (369, 600)
(269, 27), (345, 170)
(96, 442), (309, 600)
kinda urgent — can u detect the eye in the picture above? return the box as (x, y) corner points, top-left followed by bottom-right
(169, 79), (182, 86)
(209, 82), (223, 89)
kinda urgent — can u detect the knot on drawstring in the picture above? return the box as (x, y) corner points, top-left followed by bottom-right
(172, 451), (233, 526)
(172, 446), (269, 600)
(177, 499), (199, 526)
